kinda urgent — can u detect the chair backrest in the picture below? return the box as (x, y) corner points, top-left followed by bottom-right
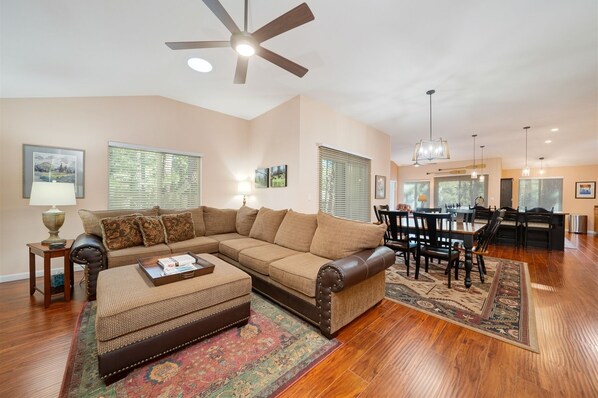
(415, 207), (442, 213)
(373, 204), (389, 222)
(454, 208), (476, 223)
(475, 209), (505, 253)
(379, 210), (410, 242)
(525, 207), (554, 226)
(500, 206), (520, 223)
(473, 205), (492, 221)
(412, 212), (454, 249)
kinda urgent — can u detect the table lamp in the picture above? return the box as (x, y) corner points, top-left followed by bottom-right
(417, 193), (428, 208)
(237, 180), (251, 206)
(29, 181), (77, 245)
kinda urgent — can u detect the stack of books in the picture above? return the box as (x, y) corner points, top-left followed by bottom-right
(158, 254), (198, 275)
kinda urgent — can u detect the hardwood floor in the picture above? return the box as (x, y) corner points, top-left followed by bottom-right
(1, 234), (597, 397)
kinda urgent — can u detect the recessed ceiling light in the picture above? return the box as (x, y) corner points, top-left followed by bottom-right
(545, 140), (552, 144)
(187, 58), (212, 73)
(550, 128), (559, 132)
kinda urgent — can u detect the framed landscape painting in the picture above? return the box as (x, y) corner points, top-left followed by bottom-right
(270, 165), (287, 188)
(575, 181), (595, 199)
(255, 168), (269, 188)
(23, 144), (85, 198)
(375, 175), (386, 199)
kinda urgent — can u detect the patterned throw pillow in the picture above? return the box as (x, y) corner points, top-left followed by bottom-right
(100, 214), (144, 251)
(161, 212), (195, 243)
(136, 216), (166, 247)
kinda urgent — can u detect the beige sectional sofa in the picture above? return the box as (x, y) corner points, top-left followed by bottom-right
(71, 205), (395, 337)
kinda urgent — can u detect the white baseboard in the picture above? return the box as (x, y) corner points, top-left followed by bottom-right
(0, 267), (69, 283)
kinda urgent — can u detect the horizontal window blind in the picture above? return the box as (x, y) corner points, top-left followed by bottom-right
(108, 144), (201, 209)
(519, 178), (562, 211)
(434, 175), (488, 208)
(319, 146), (370, 222)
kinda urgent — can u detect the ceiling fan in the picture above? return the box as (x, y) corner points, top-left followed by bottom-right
(438, 163), (486, 171)
(426, 170), (467, 175)
(166, 0), (315, 84)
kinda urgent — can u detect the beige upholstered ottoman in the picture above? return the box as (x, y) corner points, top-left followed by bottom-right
(95, 253), (251, 380)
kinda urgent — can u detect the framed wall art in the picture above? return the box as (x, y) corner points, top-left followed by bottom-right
(255, 167), (269, 188)
(575, 181), (595, 199)
(375, 175), (386, 199)
(270, 165), (287, 188)
(23, 144), (85, 198)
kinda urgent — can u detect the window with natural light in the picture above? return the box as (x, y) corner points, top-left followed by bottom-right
(403, 181), (430, 209)
(319, 146), (370, 222)
(519, 178), (563, 211)
(108, 142), (201, 209)
(435, 176), (487, 208)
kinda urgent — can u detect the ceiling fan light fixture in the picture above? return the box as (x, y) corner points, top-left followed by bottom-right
(187, 57), (213, 72)
(231, 33), (257, 57)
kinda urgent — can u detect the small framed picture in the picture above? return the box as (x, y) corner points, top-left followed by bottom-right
(575, 181), (595, 199)
(375, 175), (386, 199)
(255, 168), (269, 188)
(270, 165), (287, 188)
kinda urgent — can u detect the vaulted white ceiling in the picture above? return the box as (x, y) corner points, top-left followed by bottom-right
(2, 0), (597, 168)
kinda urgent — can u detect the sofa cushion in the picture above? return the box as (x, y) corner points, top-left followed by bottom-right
(238, 244), (301, 275)
(159, 207), (206, 237)
(161, 212), (195, 243)
(208, 232), (246, 242)
(274, 210), (317, 252)
(236, 206), (259, 236)
(167, 236), (219, 254)
(219, 238), (269, 262)
(249, 207), (288, 243)
(79, 207), (159, 237)
(310, 211), (386, 260)
(107, 244), (172, 268)
(204, 207), (238, 235)
(269, 253), (332, 298)
(100, 214), (144, 251)
(136, 216), (166, 247)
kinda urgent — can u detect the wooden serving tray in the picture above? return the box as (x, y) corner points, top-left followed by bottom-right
(138, 252), (215, 286)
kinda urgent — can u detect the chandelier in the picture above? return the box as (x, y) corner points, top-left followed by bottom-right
(412, 90), (450, 163)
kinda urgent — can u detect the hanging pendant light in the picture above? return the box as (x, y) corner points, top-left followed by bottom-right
(522, 126), (531, 176)
(539, 157), (545, 175)
(471, 134), (478, 179)
(412, 89), (450, 162)
(479, 145), (485, 182)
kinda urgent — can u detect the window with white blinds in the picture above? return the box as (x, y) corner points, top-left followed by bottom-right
(108, 143), (201, 209)
(519, 178), (562, 211)
(319, 146), (371, 222)
(434, 175), (488, 208)
(403, 181), (430, 210)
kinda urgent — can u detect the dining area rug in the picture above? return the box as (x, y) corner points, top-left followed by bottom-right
(385, 256), (539, 352)
(60, 293), (339, 397)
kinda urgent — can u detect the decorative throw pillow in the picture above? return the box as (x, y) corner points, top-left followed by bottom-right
(236, 205), (259, 236)
(161, 212), (195, 243)
(79, 207), (159, 237)
(309, 211), (387, 260)
(136, 216), (166, 247)
(99, 214), (144, 251)
(249, 207), (288, 243)
(159, 207), (206, 237)
(203, 207), (238, 235)
(274, 210), (317, 252)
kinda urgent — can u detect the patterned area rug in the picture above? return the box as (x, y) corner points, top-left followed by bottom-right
(385, 256), (539, 352)
(60, 293), (339, 397)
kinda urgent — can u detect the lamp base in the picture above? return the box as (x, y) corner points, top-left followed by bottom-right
(41, 208), (66, 246)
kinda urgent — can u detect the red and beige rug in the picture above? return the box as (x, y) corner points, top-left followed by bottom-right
(60, 293), (338, 397)
(385, 256), (539, 352)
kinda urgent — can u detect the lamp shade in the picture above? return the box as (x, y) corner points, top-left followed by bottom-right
(29, 182), (76, 206)
(417, 193), (428, 202)
(237, 181), (251, 195)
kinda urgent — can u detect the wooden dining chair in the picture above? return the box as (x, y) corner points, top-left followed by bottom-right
(373, 204), (389, 224)
(411, 212), (460, 287)
(523, 207), (554, 250)
(415, 207), (442, 213)
(379, 210), (417, 275)
(498, 206), (521, 246)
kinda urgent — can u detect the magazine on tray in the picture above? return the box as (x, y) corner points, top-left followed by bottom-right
(162, 263), (198, 275)
(158, 254), (197, 269)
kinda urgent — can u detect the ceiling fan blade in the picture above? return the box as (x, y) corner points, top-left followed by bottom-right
(256, 46), (308, 77)
(234, 56), (249, 84)
(165, 41), (230, 50)
(202, 0), (240, 34)
(252, 3), (314, 43)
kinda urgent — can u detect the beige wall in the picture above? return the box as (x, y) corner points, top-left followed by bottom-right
(502, 164), (598, 232)
(390, 161), (400, 206)
(0, 96), (250, 280)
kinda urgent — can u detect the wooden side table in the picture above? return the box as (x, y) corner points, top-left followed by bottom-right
(27, 240), (74, 308)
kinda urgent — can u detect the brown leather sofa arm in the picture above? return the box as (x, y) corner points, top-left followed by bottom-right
(317, 246), (395, 293)
(70, 233), (107, 300)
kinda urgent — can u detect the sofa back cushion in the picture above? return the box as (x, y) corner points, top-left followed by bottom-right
(100, 214), (144, 251)
(161, 212), (195, 243)
(79, 207), (159, 237)
(310, 211), (386, 260)
(249, 207), (288, 243)
(136, 216), (166, 247)
(236, 206), (259, 236)
(159, 207), (205, 237)
(274, 210), (317, 252)
(203, 207), (238, 236)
